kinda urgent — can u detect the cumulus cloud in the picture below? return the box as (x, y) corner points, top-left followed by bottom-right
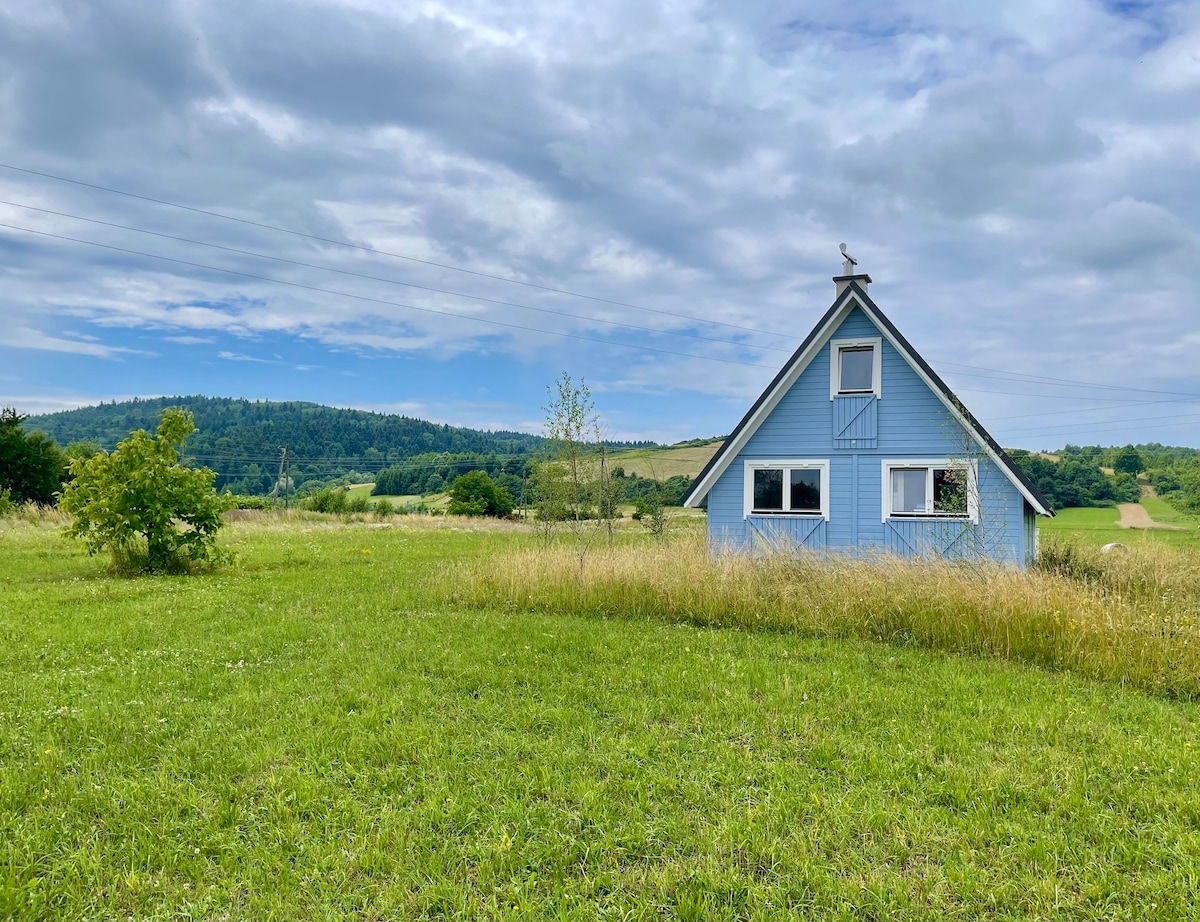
(0, 0), (1198, 443)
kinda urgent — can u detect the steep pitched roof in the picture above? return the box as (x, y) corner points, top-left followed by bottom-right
(683, 280), (1055, 516)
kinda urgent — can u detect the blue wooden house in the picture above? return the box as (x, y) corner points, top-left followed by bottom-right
(682, 259), (1054, 566)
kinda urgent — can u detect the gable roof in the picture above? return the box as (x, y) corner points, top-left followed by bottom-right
(682, 280), (1055, 516)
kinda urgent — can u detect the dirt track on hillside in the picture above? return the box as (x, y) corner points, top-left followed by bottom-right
(1117, 503), (1185, 530)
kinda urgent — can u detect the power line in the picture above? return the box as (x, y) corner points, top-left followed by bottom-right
(937, 363), (1200, 400)
(1002, 410), (1200, 437)
(0, 161), (788, 339)
(0, 198), (791, 356)
(0, 221), (778, 371)
(7, 162), (1196, 407)
(985, 396), (1199, 423)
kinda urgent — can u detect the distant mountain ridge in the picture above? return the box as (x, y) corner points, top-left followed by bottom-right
(23, 396), (658, 495)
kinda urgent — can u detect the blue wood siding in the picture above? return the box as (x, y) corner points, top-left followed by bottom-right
(833, 395), (878, 448)
(706, 305), (1034, 565)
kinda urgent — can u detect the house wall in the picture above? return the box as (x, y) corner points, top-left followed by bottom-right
(707, 306), (1032, 564)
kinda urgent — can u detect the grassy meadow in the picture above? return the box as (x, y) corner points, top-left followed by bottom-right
(609, 442), (722, 479)
(1042, 503), (1200, 549)
(2, 511), (1200, 919)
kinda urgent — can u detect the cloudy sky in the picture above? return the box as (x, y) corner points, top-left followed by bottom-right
(1, 0), (1198, 447)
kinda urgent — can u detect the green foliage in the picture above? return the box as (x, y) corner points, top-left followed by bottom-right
(634, 492), (668, 541)
(222, 493), (274, 510)
(446, 470), (514, 517)
(63, 440), (102, 464)
(26, 396), (557, 496)
(0, 487), (13, 517)
(373, 497), (395, 518)
(0, 407), (67, 505)
(374, 453), (532, 497)
(59, 409), (227, 573)
(1145, 459), (1200, 515)
(344, 493), (370, 515)
(1008, 449), (1139, 508)
(304, 487), (349, 514)
(612, 469), (693, 505)
(1112, 445), (1145, 475)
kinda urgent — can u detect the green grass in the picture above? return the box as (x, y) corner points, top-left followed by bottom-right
(3, 517), (1200, 919)
(1041, 504), (1200, 549)
(610, 442), (722, 479)
(1141, 495), (1200, 529)
(343, 483), (449, 508)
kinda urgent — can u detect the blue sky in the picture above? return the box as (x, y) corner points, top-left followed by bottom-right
(2, 0), (1199, 447)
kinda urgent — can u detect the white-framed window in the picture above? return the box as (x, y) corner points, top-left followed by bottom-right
(743, 459), (830, 519)
(829, 337), (882, 399)
(881, 459), (978, 522)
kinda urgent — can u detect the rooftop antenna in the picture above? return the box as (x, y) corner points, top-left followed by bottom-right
(839, 242), (858, 276)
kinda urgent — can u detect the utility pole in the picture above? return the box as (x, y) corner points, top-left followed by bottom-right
(274, 441), (290, 509)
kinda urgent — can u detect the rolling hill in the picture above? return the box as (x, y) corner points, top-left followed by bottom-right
(22, 396), (660, 495)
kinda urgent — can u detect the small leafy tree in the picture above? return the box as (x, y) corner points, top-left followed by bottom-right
(634, 492), (667, 542)
(541, 373), (603, 574)
(447, 470), (514, 517)
(60, 409), (227, 573)
(1112, 445), (1145, 476)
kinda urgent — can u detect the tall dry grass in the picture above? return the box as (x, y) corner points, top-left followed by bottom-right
(446, 533), (1200, 698)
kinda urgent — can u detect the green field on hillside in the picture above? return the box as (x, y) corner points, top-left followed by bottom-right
(1041, 504), (1200, 548)
(1141, 495), (1200, 529)
(610, 440), (723, 479)
(2, 513), (1200, 919)
(343, 483), (449, 508)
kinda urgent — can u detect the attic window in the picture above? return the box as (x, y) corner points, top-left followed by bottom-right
(829, 337), (882, 398)
(744, 460), (830, 519)
(840, 347), (874, 392)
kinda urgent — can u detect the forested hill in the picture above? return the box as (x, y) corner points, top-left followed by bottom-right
(24, 396), (661, 496)
(24, 396), (555, 494)
(26, 396), (546, 457)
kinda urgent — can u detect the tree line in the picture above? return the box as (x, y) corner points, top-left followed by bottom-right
(23, 396), (658, 495)
(1008, 443), (1200, 513)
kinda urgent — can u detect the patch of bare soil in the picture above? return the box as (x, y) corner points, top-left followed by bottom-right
(1117, 503), (1184, 530)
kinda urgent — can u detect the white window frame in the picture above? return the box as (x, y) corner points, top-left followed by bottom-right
(743, 459), (830, 520)
(829, 337), (883, 399)
(881, 459), (978, 523)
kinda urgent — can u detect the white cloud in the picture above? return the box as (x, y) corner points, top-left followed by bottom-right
(1, 0), (1198, 444)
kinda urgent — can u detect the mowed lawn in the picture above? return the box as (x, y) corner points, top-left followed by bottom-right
(2, 519), (1200, 920)
(1041, 504), (1200, 549)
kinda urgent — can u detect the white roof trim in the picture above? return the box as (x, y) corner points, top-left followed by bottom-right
(684, 287), (1053, 517)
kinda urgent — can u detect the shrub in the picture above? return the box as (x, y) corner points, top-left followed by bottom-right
(447, 470), (514, 517)
(59, 409), (227, 573)
(305, 487), (348, 514)
(374, 498), (395, 518)
(345, 493), (370, 515)
(223, 493), (273, 510)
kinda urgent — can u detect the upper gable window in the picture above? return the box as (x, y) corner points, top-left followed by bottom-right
(829, 337), (883, 399)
